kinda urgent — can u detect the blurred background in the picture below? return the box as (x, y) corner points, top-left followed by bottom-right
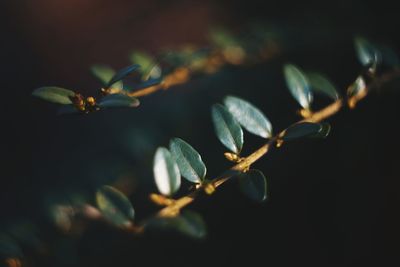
(1, 0), (400, 266)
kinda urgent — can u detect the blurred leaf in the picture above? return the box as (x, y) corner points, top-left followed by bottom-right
(7, 221), (42, 251)
(32, 87), (75, 104)
(378, 44), (400, 67)
(0, 234), (22, 258)
(283, 64), (313, 109)
(282, 122), (323, 141)
(307, 72), (339, 100)
(238, 169), (267, 202)
(91, 65), (123, 89)
(98, 94), (140, 108)
(347, 76), (366, 98)
(146, 210), (206, 239)
(169, 138), (207, 183)
(134, 77), (163, 90)
(153, 147), (181, 196)
(223, 95), (272, 138)
(354, 36), (380, 67)
(310, 122), (331, 138)
(107, 64), (140, 88)
(57, 105), (79, 115)
(130, 51), (162, 80)
(211, 104), (244, 154)
(209, 28), (239, 48)
(96, 185), (135, 227)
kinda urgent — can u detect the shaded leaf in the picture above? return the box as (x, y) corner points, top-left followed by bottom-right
(378, 45), (400, 67)
(153, 147), (181, 196)
(98, 94), (140, 108)
(224, 95), (272, 138)
(134, 77), (163, 90)
(354, 36), (380, 67)
(282, 122), (323, 141)
(32, 87), (75, 104)
(146, 210), (206, 239)
(0, 234), (23, 258)
(106, 64), (140, 88)
(91, 65), (123, 89)
(311, 122), (331, 139)
(209, 28), (239, 48)
(169, 138), (207, 183)
(307, 72), (339, 100)
(238, 169), (267, 202)
(283, 64), (313, 109)
(96, 185), (135, 227)
(130, 51), (162, 80)
(211, 104), (244, 154)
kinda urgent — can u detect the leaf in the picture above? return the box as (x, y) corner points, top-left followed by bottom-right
(169, 138), (207, 183)
(32, 87), (75, 104)
(98, 94), (140, 108)
(354, 36), (380, 67)
(306, 72), (340, 100)
(106, 64), (140, 88)
(211, 104), (244, 154)
(209, 28), (239, 48)
(153, 147), (181, 196)
(96, 185), (135, 227)
(134, 77), (163, 90)
(311, 122), (331, 138)
(238, 169), (267, 202)
(283, 64), (313, 109)
(223, 95), (272, 138)
(146, 210), (207, 239)
(281, 122), (323, 141)
(130, 51), (162, 80)
(378, 44), (400, 67)
(347, 76), (366, 98)
(91, 65), (123, 89)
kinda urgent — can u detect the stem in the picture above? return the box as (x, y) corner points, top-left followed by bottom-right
(129, 69), (400, 233)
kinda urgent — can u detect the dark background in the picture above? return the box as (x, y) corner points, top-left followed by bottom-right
(1, 0), (400, 266)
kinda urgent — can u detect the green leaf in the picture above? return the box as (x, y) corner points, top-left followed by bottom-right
(223, 95), (273, 138)
(307, 72), (339, 100)
(347, 76), (366, 98)
(354, 36), (380, 67)
(238, 169), (267, 202)
(146, 210), (206, 239)
(32, 87), (75, 104)
(98, 94), (140, 108)
(283, 64), (313, 109)
(211, 104), (244, 154)
(310, 122), (331, 139)
(153, 147), (181, 196)
(91, 64), (123, 89)
(209, 28), (239, 48)
(169, 138), (207, 183)
(96, 185), (135, 227)
(282, 122), (324, 141)
(130, 51), (162, 80)
(107, 64), (140, 88)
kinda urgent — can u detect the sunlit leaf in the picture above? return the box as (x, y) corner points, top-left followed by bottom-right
(32, 87), (75, 104)
(347, 75), (367, 98)
(211, 104), (244, 154)
(281, 122), (323, 141)
(91, 64), (123, 89)
(354, 36), (380, 67)
(169, 138), (207, 183)
(98, 94), (140, 108)
(146, 210), (206, 239)
(153, 147), (181, 196)
(238, 169), (267, 202)
(96, 185), (135, 227)
(106, 64), (140, 88)
(307, 72), (339, 100)
(223, 95), (272, 138)
(283, 64), (313, 109)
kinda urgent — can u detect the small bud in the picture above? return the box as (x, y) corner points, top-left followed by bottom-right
(276, 139), (284, 148)
(299, 108), (312, 118)
(224, 152), (239, 162)
(86, 96), (96, 106)
(204, 183), (216, 195)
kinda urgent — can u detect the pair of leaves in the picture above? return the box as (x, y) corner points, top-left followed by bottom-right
(146, 210), (206, 239)
(91, 64), (141, 89)
(283, 64), (339, 109)
(153, 138), (207, 195)
(211, 96), (273, 154)
(96, 185), (135, 227)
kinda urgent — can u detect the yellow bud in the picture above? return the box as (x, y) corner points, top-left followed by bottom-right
(204, 183), (216, 195)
